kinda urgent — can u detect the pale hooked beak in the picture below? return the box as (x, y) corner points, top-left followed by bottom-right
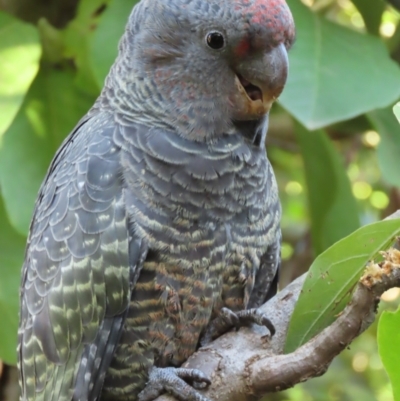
(232, 43), (289, 120)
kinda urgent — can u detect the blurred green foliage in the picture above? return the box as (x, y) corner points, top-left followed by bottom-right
(1, 0), (400, 400)
(394, 102), (400, 122)
(378, 304), (400, 401)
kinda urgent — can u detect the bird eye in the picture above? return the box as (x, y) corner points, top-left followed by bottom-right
(206, 31), (225, 50)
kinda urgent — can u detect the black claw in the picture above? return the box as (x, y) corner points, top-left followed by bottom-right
(175, 368), (211, 385)
(236, 308), (275, 336)
(200, 307), (275, 346)
(200, 307), (238, 346)
(138, 367), (212, 401)
(262, 316), (275, 336)
(220, 307), (240, 327)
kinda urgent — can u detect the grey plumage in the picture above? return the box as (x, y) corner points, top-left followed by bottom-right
(18, 0), (295, 399)
(19, 114), (148, 401)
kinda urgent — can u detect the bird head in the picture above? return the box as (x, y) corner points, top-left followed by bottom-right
(105, 0), (295, 141)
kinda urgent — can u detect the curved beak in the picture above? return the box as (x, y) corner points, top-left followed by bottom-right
(232, 43), (289, 120)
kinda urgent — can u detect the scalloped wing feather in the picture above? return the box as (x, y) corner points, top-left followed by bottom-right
(18, 113), (147, 401)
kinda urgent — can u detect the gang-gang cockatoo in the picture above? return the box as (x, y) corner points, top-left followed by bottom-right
(18, 0), (295, 400)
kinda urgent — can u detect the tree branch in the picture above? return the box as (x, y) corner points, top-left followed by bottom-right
(154, 224), (400, 401)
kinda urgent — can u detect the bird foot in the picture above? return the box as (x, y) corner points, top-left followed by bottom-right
(200, 307), (275, 346)
(138, 366), (212, 401)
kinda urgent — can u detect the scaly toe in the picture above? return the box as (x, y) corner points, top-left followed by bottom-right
(138, 367), (212, 401)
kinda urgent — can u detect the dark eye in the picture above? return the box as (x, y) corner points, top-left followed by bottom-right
(206, 31), (225, 50)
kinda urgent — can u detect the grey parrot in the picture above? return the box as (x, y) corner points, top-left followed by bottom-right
(18, 0), (295, 400)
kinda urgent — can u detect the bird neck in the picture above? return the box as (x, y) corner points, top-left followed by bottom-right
(116, 122), (276, 225)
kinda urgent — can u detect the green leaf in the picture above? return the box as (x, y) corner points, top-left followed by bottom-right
(284, 218), (400, 353)
(0, 10), (41, 138)
(368, 107), (400, 188)
(0, 65), (95, 235)
(0, 194), (26, 365)
(61, 0), (107, 95)
(90, 0), (138, 87)
(280, 0), (400, 129)
(394, 103), (400, 123)
(351, 0), (384, 35)
(295, 123), (359, 255)
(378, 308), (400, 401)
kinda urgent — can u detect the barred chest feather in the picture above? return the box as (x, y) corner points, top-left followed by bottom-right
(111, 122), (280, 367)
